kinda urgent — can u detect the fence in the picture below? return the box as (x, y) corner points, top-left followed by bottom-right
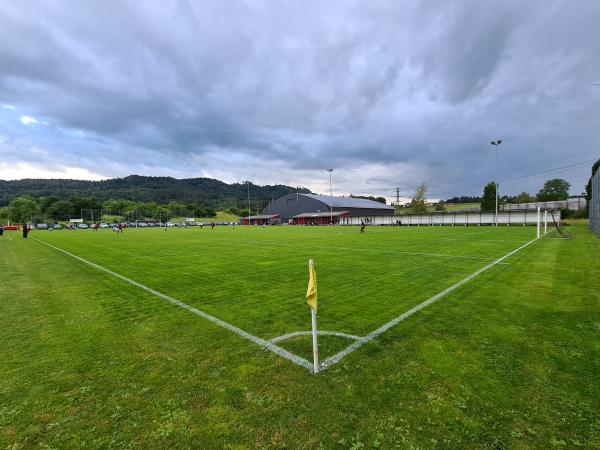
(339, 209), (559, 226)
(591, 170), (600, 236)
(453, 198), (586, 213)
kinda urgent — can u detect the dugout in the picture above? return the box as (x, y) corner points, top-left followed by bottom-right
(292, 211), (350, 225)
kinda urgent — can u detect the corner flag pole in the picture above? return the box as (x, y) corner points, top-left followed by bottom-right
(537, 206), (541, 238)
(307, 259), (319, 373)
(311, 303), (319, 374)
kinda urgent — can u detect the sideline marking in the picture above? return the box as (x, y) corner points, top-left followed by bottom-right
(320, 233), (546, 370)
(32, 238), (313, 371)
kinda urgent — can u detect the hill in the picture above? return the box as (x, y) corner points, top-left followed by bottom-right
(0, 175), (312, 208)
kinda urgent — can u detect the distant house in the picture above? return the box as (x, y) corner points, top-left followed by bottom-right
(262, 193), (394, 224)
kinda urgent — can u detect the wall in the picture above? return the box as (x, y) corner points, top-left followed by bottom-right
(337, 210), (560, 226)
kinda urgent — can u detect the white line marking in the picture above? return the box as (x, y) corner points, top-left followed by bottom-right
(320, 233), (544, 370)
(32, 238), (313, 371)
(270, 330), (362, 343)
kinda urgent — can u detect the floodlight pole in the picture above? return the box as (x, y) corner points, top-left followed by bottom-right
(246, 181), (251, 226)
(327, 168), (334, 225)
(490, 140), (502, 227)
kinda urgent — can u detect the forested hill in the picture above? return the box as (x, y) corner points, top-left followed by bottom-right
(0, 175), (312, 208)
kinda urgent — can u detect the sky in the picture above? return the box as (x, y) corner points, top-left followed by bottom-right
(0, 0), (599, 203)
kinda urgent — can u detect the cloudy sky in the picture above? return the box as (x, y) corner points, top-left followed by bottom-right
(0, 0), (599, 201)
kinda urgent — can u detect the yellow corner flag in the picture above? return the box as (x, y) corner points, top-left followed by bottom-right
(306, 259), (317, 312)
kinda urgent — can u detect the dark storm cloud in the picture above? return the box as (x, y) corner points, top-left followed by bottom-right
(0, 0), (599, 199)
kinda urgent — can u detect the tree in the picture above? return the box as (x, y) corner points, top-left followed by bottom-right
(513, 192), (535, 204)
(39, 196), (59, 213)
(585, 159), (600, 205)
(481, 182), (498, 211)
(411, 183), (428, 214)
(9, 196), (39, 223)
(48, 200), (75, 219)
(537, 179), (570, 202)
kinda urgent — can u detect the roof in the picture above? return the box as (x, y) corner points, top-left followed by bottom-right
(302, 194), (394, 210)
(293, 211), (350, 218)
(244, 214), (281, 219)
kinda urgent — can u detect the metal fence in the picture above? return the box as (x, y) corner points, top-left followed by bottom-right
(453, 198), (586, 213)
(591, 170), (600, 236)
(338, 209), (559, 226)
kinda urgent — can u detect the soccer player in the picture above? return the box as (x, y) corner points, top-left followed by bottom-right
(360, 220), (365, 234)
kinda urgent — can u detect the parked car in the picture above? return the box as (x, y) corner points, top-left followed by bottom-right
(36, 223), (49, 230)
(166, 222), (175, 227)
(52, 224), (62, 229)
(138, 222), (148, 227)
(78, 223), (89, 229)
(99, 223), (110, 228)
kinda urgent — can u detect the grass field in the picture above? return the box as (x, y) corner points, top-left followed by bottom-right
(1, 224), (599, 448)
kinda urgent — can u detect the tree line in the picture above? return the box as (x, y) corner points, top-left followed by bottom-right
(1, 195), (241, 224)
(0, 175), (311, 208)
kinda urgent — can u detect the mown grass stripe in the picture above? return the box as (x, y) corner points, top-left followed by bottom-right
(32, 237), (314, 371)
(321, 232), (547, 370)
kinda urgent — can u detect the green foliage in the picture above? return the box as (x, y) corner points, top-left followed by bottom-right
(8, 195), (39, 223)
(446, 196), (482, 204)
(47, 200), (76, 219)
(585, 158), (600, 205)
(39, 196), (59, 213)
(512, 192), (536, 204)
(0, 175), (311, 208)
(481, 181), (498, 211)
(537, 178), (570, 202)
(411, 183), (428, 214)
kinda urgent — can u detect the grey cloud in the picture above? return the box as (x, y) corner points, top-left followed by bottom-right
(0, 0), (599, 199)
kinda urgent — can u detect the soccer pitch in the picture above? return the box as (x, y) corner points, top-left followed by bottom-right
(33, 226), (538, 367)
(1, 224), (599, 448)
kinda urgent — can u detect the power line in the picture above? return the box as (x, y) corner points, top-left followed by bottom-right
(429, 158), (597, 197)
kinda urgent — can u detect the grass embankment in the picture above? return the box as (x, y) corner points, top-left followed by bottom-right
(1, 225), (598, 448)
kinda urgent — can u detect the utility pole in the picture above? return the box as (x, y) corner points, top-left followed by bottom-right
(245, 181), (251, 225)
(327, 169), (334, 224)
(395, 187), (400, 206)
(490, 140), (502, 226)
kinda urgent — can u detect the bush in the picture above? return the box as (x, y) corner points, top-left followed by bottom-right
(560, 208), (588, 219)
